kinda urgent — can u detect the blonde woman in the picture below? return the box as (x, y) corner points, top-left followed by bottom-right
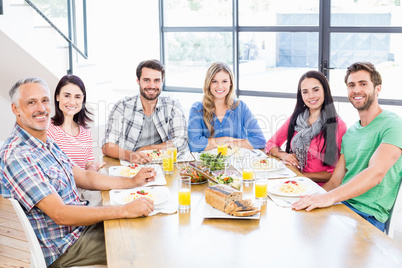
(188, 62), (266, 152)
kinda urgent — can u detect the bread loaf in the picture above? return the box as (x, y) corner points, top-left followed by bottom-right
(205, 184), (242, 212)
(230, 208), (261, 217)
(224, 199), (254, 214)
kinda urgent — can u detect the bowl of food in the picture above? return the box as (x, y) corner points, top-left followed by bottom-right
(199, 152), (229, 171)
(179, 164), (209, 184)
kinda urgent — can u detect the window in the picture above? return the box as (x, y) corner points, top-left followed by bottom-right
(160, 0), (402, 108)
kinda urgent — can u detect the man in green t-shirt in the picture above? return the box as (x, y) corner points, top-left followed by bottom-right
(292, 62), (402, 231)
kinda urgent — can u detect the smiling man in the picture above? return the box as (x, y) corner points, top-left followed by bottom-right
(0, 77), (157, 267)
(292, 62), (402, 231)
(102, 59), (188, 163)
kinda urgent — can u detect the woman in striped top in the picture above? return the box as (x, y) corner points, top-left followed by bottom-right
(47, 75), (105, 171)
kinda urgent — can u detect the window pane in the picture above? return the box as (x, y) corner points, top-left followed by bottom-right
(239, 32), (319, 93)
(239, 0), (319, 26)
(164, 32), (233, 88)
(329, 33), (402, 99)
(331, 0), (402, 27)
(163, 0), (232, 27)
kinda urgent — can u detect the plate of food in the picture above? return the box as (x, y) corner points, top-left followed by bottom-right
(110, 186), (170, 205)
(268, 178), (317, 197)
(109, 164), (142, 177)
(251, 157), (284, 172)
(142, 149), (163, 162)
(209, 172), (242, 191)
(108, 165), (167, 186)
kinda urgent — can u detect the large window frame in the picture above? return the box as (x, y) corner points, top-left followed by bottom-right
(159, 0), (402, 106)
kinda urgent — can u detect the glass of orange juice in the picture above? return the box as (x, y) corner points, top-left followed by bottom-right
(217, 139), (228, 156)
(166, 141), (177, 163)
(178, 176), (191, 211)
(162, 148), (174, 174)
(242, 169), (255, 183)
(254, 172), (268, 203)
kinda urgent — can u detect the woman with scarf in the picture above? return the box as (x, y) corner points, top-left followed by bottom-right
(265, 71), (347, 186)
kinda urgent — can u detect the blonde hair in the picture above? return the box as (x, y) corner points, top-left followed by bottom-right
(202, 62), (238, 137)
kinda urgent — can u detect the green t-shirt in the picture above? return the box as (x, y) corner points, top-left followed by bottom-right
(340, 110), (402, 223)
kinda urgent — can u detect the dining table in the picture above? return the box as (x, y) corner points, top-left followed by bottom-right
(100, 155), (402, 268)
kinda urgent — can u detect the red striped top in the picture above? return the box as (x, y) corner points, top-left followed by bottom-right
(47, 122), (95, 169)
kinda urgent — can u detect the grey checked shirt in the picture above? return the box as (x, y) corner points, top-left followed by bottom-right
(102, 95), (189, 152)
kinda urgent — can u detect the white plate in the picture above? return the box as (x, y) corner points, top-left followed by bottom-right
(251, 157), (285, 172)
(110, 186), (170, 205)
(120, 151), (195, 166)
(141, 149), (163, 163)
(108, 165), (166, 186)
(202, 204), (260, 219)
(268, 177), (318, 197)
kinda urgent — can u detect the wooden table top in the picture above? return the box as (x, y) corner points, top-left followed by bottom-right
(100, 156), (402, 268)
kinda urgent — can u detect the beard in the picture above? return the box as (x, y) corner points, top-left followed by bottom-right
(349, 89), (376, 111)
(140, 86), (161, 101)
(19, 111), (49, 131)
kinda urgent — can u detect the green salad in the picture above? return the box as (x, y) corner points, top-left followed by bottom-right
(216, 174), (234, 184)
(199, 152), (228, 171)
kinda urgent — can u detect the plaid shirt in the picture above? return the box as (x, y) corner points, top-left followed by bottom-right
(102, 95), (189, 151)
(0, 124), (86, 266)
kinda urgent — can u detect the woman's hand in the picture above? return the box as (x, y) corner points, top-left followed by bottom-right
(86, 161), (106, 171)
(280, 153), (301, 169)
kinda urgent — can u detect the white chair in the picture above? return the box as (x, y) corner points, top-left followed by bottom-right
(8, 198), (106, 268)
(384, 182), (402, 238)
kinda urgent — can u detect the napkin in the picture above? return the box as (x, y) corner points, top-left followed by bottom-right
(266, 165), (297, 179)
(149, 201), (177, 216)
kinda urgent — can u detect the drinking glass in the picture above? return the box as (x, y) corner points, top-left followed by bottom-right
(162, 148), (174, 174)
(254, 171), (268, 203)
(178, 176), (191, 211)
(242, 168), (255, 184)
(217, 139), (228, 156)
(166, 141), (177, 163)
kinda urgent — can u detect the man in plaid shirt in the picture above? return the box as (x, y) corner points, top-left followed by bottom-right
(0, 77), (156, 267)
(102, 59), (188, 163)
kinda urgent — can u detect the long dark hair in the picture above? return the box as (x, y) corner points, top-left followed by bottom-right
(51, 74), (93, 128)
(285, 71), (339, 167)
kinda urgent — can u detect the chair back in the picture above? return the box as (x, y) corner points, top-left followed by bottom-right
(8, 198), (47, 268)
(385, 181), (402, 238)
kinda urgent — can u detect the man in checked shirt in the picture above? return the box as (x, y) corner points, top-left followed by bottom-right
(0, 77), (156, 267)
(102, 59), (189, 164)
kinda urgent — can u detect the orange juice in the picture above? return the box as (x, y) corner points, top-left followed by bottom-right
(217, 144), (228, 156)
(242, 169), (254, 181)
(178, 188), (191, 206)
(168, 147), (177, 163)
(255, 182), (268, 198)
(162, 155), (173, 174)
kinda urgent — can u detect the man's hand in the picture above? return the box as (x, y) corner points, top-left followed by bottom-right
(124, 196), (154, 217)
(129, 151), (152, 164)
(134, 167), (156, 186)
(291, 193), (336, 211)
